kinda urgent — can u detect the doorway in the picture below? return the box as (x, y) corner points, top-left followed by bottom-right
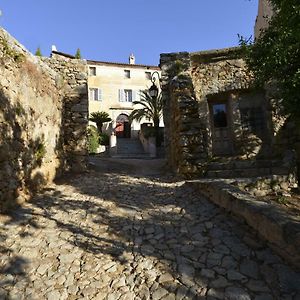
(115, 114), (131, 138)
(209, 102), (233, 156)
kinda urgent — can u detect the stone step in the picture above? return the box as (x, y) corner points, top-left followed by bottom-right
(111, 154), (151, 159)
(206, 166), (290, 179)
(117, 138), (145, 155)
(207, 160), (282, 171)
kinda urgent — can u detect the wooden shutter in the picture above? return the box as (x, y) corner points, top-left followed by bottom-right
(98, 89), (102, 101)
(132, 90), (136, 102)
(119, 89), (125, 102)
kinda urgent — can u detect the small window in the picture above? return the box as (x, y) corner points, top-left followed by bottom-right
(145, 72), (152, 80)
(124, 70), (131, 78)
(89, 88), (102, 101)
(89, 67), (96, 76)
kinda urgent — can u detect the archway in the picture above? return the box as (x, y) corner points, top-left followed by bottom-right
(115, 114), (131, 138)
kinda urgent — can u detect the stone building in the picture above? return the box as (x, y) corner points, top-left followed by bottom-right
(87, 55), (161, 138)
(254, 0), (274, 39)
(160, 48), (297, 185)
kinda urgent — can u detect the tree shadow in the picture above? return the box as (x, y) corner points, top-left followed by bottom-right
(0, 73), (65, 298)
(1, 66), (299, 297)
(1, 165), (297, 299)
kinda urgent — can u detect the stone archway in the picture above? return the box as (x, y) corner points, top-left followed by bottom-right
(115, 113), (131, 138)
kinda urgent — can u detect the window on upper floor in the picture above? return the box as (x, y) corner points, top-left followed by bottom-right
(124, 70), (131, 78)
(145, 72), (152, 80)
(89, 88), (102, 101)
(119, 89), (133, 102)
(89, 66), (96, 76)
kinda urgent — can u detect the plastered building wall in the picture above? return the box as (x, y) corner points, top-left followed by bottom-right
(88, 61), (161, 137)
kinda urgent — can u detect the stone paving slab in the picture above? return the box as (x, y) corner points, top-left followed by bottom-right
(0, 170), (300, 299)
(186, 179), (300, 269)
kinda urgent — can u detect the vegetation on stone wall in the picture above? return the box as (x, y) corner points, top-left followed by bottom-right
(75, 48), (81, 59)
(168, 60), (186, 77)
(35, 47), (42, 57)
(34, 140), (46, 163)
(0, 37), (24, 63)
(240, 0), (300, 120)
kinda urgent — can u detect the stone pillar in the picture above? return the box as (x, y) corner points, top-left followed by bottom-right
(110, 133), (117, 156)
(63, 84), (88, 172)
(42, 56), (89, 173)
(148, 137), (157, 158)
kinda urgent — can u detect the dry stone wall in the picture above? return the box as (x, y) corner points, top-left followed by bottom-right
(160, 47), (297, 182)
(42, 56), (88, 173)
(161, 48), (255, 176)
(0, 28), (88, 211)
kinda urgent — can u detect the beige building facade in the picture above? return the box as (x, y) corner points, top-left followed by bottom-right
(87, 56), (161, 138)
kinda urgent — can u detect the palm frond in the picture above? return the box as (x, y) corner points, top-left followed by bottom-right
(129, 91), (163, 126)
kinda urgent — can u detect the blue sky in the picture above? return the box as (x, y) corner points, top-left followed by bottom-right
(0, 0), (258, 65)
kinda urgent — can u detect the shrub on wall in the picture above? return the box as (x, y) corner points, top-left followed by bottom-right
(0, 37), (25, 63)
(35, 47), (42, 57)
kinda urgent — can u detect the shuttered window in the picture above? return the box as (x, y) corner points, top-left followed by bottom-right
(89, 88), (102, 101)
(119, 89), (135, 102)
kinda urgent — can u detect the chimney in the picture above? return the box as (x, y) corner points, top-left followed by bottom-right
(51, 45), (57, 52)
(129, 53), (135, 65)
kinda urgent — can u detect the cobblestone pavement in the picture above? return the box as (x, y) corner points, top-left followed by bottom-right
(1, 162), (300, 300)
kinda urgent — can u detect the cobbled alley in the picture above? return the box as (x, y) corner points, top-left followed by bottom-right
(1, 159), (300, 300)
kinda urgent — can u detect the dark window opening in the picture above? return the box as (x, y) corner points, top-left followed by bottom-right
(240, 107), (265, 135)
(213, 104), (227, 128)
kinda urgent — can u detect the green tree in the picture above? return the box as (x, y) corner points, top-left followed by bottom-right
(240, 0), (300, 120)
(89, 111), (112, 134)
(129, 90), (163, 145)
(35, 47), (42, 57)
(75, 48), (81, 59)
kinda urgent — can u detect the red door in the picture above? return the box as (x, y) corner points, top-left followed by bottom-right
(115, 122), (124, 138)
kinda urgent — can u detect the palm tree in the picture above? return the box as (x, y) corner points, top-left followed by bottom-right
(89, 111), (112, 134)
(129, 90), (163, 145)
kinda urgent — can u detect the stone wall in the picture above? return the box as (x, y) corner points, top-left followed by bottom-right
(0, 28), (88, 211)
(42, 56), (88, 172)
(161, 48), (257, 176)
(254, 0), (274, 39)
(160, 47), (297, 181)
